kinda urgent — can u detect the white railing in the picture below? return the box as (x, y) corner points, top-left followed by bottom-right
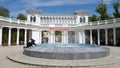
(0, 16), (120, 27)
(89, 18), (120, 26)
(0, 16), (31, 25)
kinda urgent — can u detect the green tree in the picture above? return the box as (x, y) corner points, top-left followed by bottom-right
(96, 3), (109, 20)
(17, 13), (27, 20)
(0, 7), (9, 17)
(112, 0), (120, 18)
(89, 15), (98, 22)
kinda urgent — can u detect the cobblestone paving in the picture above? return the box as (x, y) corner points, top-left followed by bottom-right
(1, 45), (120, 68)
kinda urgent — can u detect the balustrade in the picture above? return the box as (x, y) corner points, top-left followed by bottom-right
(0, 16), (120, 27)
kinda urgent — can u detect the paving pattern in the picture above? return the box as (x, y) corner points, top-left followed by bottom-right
(1, 45), (120, 68)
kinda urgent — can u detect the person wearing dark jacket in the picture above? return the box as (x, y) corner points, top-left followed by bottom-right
(24, 39), (37, 48)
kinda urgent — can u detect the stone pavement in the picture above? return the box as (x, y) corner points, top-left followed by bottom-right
(1, 45), (120, 68)
(0, 46), (39, 68)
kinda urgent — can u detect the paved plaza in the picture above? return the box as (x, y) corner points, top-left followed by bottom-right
(1, 45), (120, 68)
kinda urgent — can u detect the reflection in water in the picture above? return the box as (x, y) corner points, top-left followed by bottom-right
(68, 31), (75, 43)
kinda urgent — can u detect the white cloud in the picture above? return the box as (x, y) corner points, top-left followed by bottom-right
(22, 0), (100, 7)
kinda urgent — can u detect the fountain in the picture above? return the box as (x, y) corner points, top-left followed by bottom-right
(23, 43), (110, 60)
(23, 31), (110, 60)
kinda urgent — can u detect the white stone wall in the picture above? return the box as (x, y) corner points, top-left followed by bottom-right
(32, 30), (40, 43)
(27, 14), (88, 25)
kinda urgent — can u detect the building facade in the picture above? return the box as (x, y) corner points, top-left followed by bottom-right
(0, 9), (120, 46)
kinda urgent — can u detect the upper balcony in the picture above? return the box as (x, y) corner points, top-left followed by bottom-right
(0, 16), (120, 28)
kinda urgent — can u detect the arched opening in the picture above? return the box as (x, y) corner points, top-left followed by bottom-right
(19, 29), (25, 45)
(92, 30), (98, 44)
(100, 29), (105, 45)
(85, 30), (90, 44)
(116, 28), (120, 46)
(11, 28), (17, 45)
(108, 28), (113, 45)
(2, 27), (9, 46)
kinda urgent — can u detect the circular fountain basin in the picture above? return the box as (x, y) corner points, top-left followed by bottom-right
(23, 44), (110, 60)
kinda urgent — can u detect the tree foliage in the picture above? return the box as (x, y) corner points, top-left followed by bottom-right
(96, 3), (109, 20)
(0, 7), (9, 17)
(89, 15), (98, 22)
(113, 0), (120, 18)
(17, 13), (27, 20)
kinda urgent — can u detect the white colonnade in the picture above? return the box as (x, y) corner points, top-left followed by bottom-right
(1, 27), (29, 46)
(89, 28), (117, 45)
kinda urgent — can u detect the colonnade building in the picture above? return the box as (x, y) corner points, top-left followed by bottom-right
(0, 9), (120, 46)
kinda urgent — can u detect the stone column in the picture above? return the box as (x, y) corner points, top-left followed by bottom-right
(105, 29), (108, 45)
(39, 30), (42, 44)
(79, 31), (82, 44)
(48, 31), (51, 44)
(0, 27), (2, 46)
(90, 30), (93, 44)
(16, 28), (20, 45)
(97, 29), (100, 45)
(113, 28), (116, 46)
(66, 31), (68, 43)
(62, 31), (64, 43)
(82, 31), (85, 44)
(64, 31), (68, 43)
(8, 28), (11, 45)
(74, 31), (77, 43)
(24, 29), (27, 45)
(51, 31), (55, 43)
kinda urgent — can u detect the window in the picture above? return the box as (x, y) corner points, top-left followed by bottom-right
(83, 17), (86, 22)
(33, 17), (36, 22)
(30, 16), (36, 22)
(80, 17), (82, 23)
(30, 17), (32, 22)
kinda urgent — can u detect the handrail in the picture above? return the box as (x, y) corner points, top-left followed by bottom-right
(89, 18), (120, 26)
(0, 16), (120, 26)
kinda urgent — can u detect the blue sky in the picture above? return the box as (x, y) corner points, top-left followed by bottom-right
(0, 0), (119, 18)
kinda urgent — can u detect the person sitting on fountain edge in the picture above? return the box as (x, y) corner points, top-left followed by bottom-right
(24, 39), (37, 48)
